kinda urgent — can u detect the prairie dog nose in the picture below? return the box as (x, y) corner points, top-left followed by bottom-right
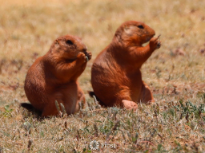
(82, 47), (87, 53)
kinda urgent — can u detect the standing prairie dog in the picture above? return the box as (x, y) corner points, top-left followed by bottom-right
(23, 35), (91, 117)
(90, 21), (161, 110)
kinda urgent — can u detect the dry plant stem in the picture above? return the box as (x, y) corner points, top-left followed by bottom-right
(55, 100), (61, 115)
(60, 103), (67, 115)
(157, 34), (161, 40)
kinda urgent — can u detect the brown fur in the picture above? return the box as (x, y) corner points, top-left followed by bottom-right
(90, 21), (161, 110)
(24, 35), (91, 117)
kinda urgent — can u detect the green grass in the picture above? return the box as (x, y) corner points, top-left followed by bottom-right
(0, 0), (205, 152)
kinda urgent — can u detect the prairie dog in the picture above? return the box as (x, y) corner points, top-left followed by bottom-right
(90, 21), (161, 110)
(24, 35), (91, 117)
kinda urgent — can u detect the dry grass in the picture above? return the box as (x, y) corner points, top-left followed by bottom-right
(0, 0), (205, 152)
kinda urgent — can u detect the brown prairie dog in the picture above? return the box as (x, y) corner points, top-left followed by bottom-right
(24, 35), (92, 117)
(90, 21), (161, 110)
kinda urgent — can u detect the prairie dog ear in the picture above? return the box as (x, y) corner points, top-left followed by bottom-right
(50, 40), (60, 53)
(54, 40), (60, 48)
(124, 25), (136, 35)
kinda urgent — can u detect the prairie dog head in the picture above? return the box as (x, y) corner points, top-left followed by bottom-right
(114, 21), (155, 46)
(50, 35), (87, 60)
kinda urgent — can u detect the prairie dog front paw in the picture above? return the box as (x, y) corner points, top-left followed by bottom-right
(77, 52), (87, 64)
(149, 37), (161, 50)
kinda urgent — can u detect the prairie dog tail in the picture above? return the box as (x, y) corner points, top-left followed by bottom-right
(20, 103), (34, 111)
(20, 103), (41, 116)
(88, 91), (106, 107)
(88, 91), (96, 98)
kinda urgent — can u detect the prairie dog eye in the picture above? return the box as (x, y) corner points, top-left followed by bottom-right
(137, 25), (144, 29)
(66, 40), (73, 45)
